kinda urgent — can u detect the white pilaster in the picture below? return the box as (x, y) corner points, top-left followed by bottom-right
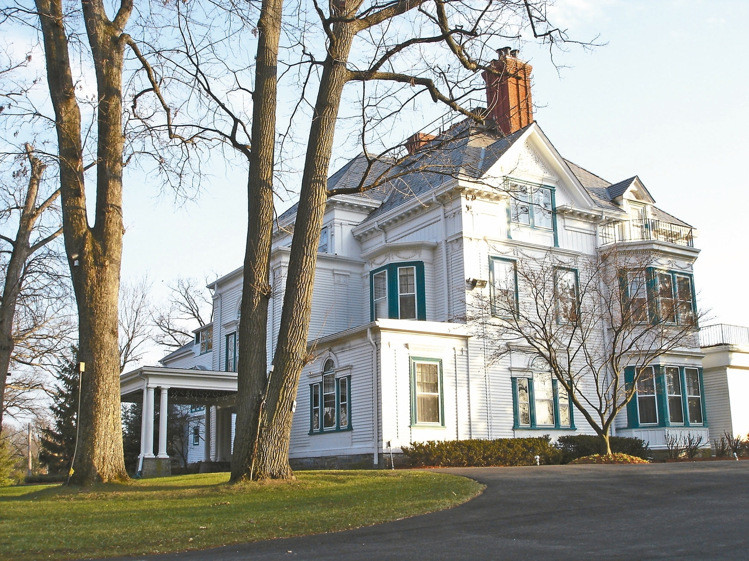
(157, 387), (169, 458)
(138, 386), (148, 466)
(204, 406), (212, 462)
(144, 386), (155, 458)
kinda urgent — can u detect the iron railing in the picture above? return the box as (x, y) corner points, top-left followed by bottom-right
(700, 324), (749, 347)
(599, 218), (694, 248)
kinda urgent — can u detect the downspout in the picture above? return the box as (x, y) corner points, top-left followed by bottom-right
(367, 326), (379, 467)
(374, 222), (387, 245)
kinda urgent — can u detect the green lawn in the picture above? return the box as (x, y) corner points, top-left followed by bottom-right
(0, 470), (482, 560)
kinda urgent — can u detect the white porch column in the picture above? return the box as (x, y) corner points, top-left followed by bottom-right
(157, 386), (169, 458)
(144, 386), (155, 458)
(138, 386), (149, 466)
(204, 406), (212, 462)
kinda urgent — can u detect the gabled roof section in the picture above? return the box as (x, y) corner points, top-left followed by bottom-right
(277, 153), (397, 225)
(160, 341), (193, 365)
(605, 175), (655, 203)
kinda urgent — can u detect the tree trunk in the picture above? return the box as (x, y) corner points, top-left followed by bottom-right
(601, 431), (612, 456)
(36, 0), (131, 484)
(248, 24), (357, 480)
(230, 0), (283, 483)
(0, 148), (48, 433)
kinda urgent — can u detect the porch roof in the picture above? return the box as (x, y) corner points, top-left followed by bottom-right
(120, 366), (237, 405)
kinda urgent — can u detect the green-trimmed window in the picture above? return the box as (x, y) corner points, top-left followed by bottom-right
(370, 262), (426, 321)
(196, 327), (213, 354)
(191, 425), (200, 446)
(685, 367), (703, 424)
(624, 270), (649, 323)
(647, 269), (696, 325)
(665, 366), (684, 424)
(513, 359), (573, 430)
(310, 359), (352, 433)
(510, 183), (553, 229)
(636, 366), (658, 425)
(626, 365), (706, 429)
(555, 268), (579, 324)
(225, 332), (237, 372)
(410, 358), (443, 426)
(489, 257), (518, 317)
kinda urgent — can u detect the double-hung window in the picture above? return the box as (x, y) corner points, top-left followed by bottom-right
(489, 257), (518, 317)
(310, 359), (352, 433)
(509, 182), (554, 230)
(651, 270), (696, 325)
(410, 358), (443, 425)
(555, 268), (579, 324)
(192, 425), (200, 446)
(665, 366), (684, 424)
(370, 262), (426, 321)
(196, 327), (213, 354)
(685, 367), (703, 424)
(656, 272), (676, 323)
(674, 274), (695, 325)
(225, 332), (237, 372)
(625, 270), (649, 323)
(318, 225), (330, 253)
(513, 359), (573, 430)
(636, 366), (658, 425)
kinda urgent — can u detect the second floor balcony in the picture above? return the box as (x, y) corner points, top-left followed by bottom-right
(599, 218), (694, 248)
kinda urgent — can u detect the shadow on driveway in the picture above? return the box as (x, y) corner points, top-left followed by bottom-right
(112, 462), (749, 561)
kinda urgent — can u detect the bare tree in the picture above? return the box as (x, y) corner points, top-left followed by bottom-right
(118, 278), (153, 373)
(151, 277), (213, 351)
(228, 0), (590, 481)
(0, 145), (69, 432)
(479, 247), (702, 455)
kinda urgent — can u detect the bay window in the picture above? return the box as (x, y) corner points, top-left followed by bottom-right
(370, 262), (426, 321)
(626, 365), (706, 428)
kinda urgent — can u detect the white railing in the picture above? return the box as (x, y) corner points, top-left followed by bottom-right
(700, 324), (749, 347)
(599, 218), (694, 248)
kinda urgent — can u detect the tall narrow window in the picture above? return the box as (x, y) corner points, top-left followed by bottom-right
(555, 268), (579, 324)
(675, 274), (695, 325)
(322, 359), (336, 430)
(398, 266), (417, 319)
(657, 272), (676, 323)
(338, 378), (349, 429)
(192, 425), (200, 446)
(627, 270), (649, 323)
(510, 184), (531, 225)
(636, 367), (658, 425)
(533, 372), (555, 426)
(516, 378), (531, 427)
(311, 385), (320, 431)
(225, 332), (237, 372)
(558, 386), (571, 428)
(665, 366), (684, 424)
(198, 328), (213, 354)
(685, 368), (703, 424)
(318, 226), (329, 253)
(412, 359), (442, 425)
(533, 188), (553, 229)
(490, 257), (517, 316)
(372, 270), (388, 319)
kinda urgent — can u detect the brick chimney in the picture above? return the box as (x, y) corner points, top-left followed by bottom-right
(405, 132), (437, 155)
(482, 47), (533, 135)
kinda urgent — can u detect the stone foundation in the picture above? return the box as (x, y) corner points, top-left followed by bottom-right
(141, 457), (172, 478)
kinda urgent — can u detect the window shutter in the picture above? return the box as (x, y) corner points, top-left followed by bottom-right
(415, 262), (426, 320)
(624, 366), (638, 429)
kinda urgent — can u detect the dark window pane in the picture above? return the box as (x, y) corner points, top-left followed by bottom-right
(638, 396), (658, 424)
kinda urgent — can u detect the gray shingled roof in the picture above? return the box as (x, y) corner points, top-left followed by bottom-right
(563, 160), (621, 212)
(606, 176), (638, 200)
(362, 121), (530, 223)
(160, 341), (193, 364)
(277, 154), (397, 224)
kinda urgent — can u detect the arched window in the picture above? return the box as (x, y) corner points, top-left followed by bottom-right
(310, 357), (351, 433)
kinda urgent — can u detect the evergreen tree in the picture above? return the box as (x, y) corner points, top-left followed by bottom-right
(121, 402), (142, 475)
(39, 349), (79, 475)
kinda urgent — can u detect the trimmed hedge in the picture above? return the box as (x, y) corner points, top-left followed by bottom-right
(401, 437), (562, 467)
(555, 435), (650, 464)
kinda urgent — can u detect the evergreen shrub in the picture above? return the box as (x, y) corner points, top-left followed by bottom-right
(401, 437), (562, 467)
(555, 435), (650, 463)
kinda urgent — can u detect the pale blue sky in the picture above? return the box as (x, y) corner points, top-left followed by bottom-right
(121, 0), (749, 345)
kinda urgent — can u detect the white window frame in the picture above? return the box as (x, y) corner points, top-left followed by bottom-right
(684, 367), (703, 425)
(636, 366), (659, 426)
(397, 266), (417, 320)
(665, 366), (684, 424)
(372, 270), (388, 319)
(411, 359), (443, 426)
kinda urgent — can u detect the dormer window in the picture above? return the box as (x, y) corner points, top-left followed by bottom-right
(195, 328), (213, 354)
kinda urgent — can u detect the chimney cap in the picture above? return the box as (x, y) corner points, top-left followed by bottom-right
(498, 46), (512, 57)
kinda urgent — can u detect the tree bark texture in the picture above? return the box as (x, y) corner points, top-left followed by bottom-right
(230, 0), (283, 483)
(248, 22), (357, 480)
(36, 0), (131, 484)
(0, 149), (49, 433)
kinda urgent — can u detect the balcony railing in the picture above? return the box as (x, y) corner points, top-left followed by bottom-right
(599, 218), (694, 248)
(700, 324), (749, 348)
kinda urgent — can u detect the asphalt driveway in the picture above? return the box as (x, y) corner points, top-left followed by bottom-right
(113, 461), (749, 561)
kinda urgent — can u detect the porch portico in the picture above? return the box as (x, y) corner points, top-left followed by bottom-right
(120, 367), (238, 476)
